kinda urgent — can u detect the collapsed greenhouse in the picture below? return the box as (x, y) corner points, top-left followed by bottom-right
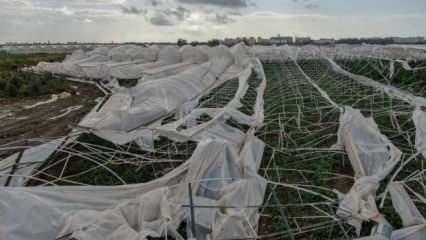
(1, 43), (426, 240)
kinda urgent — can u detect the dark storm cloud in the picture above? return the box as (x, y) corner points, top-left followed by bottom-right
(210, 13), (235, 24)
(121, 5), (146, 15)
(165, 6), (190, 21)
(292, 0), (319, 9)
(143, 6), (189, 26)
(118, 0), (252, 27)
(151, 0), (160, 6)
(148, 12), (175, 25)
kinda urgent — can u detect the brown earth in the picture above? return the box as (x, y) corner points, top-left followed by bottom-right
(0, 83), (101, 148)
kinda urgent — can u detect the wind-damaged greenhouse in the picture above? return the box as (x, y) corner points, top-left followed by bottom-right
(1, 43), (426, 240)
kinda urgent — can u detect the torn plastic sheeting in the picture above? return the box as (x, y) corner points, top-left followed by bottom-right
(160, 63), (256, 126)
(0, 158), (190, 240)
(107, 45), (157, 62)
(334, 107), (402, 178)
(150, 62), (262, 145)
(34, 54), (111, 78)
(2, 46), (268, 239)
(108, 60), (174, 80)
(226, 63), (252, 109)
(156, 114), (247, 148)
(107, 45), (137, 62)
(93, 80), (253, 145)
(211, 177), (266, 239)
(107, 46), (180, 80)
(252, 58), (267, 125)
(413, 107), (426, 158)
(201, 45), (234, 61)
(86, 47), (111, 57)
(390, 225), (426, 240)
(78, 60), (144, 80)
(183, 136), (266, 239)
(141, 62), (194, 82)
(327, 57), (426, 168)
(33, 46), (159, 80)
(0, 135), (266, 240)
(354, 182), (426, 240)
(87, 119), (162, 147)
(0, 138), (65, 187)
(79, 57), (234, 132)
(81, 57), (263, 150)
(389, 182), (425, 227)
(84, 64), (259, 148)
(64, 49), (87, 62)
(334, 107), (402, 234)
(354, 225), (426, 240)
(231, 43), (254, 68)
(80, 46), (160, 80)
(157, 45), (181, 64)
(389, 60), (395, 79)
(34, 62), (83, 78)
(395, 59), (426, 71)
(131, 45), (159, 62)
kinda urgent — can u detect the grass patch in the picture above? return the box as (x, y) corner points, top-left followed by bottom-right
(0, 52), (69, 98)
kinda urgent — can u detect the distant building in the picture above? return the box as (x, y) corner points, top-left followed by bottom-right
(270, 35), (293, 45)
(313, 38), (335, 45)
(257, 37), (272, 45)
(295, 37), (312, 45)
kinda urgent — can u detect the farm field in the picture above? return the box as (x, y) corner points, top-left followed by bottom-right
(0, 45), (425, 240)
(0, 53), (100, 156)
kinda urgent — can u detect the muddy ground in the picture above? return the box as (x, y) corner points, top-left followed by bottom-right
(0, 83), (101, 148)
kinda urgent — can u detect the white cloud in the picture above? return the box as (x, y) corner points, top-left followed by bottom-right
(60, 6), (75, 16)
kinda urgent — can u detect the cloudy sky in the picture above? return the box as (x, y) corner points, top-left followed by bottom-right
(1, 0), (426, 43)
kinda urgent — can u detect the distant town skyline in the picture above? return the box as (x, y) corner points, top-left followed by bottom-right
(1, 0), (426, 44)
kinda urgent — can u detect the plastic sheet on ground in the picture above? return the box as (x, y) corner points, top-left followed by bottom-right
(0, 138), (65, 187)
(413, 107), (426, 158)
(0, 135), (266, 240)
(355, 182), (426, 240)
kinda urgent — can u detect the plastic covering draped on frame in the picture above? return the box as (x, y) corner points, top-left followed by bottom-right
(0, 137), (266, 240)
(79, 57), (234, 132)
(78, 44), (263, 147)
(355, 182), (426, 240)
(334, 107), (401, 234)
(413, 107), (426, 158)
(4, 43), (426, 239)
(0, 138), (65, 187)
(1, 43), (269, 240)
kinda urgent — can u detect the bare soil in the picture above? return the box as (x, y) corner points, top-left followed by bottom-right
(0, 83), (100, 147)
